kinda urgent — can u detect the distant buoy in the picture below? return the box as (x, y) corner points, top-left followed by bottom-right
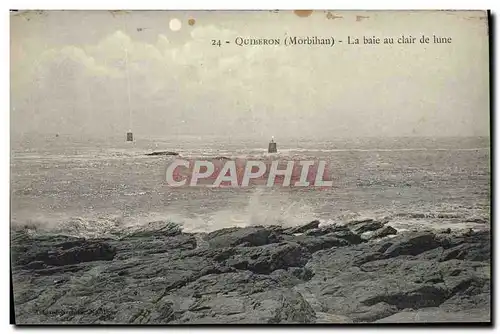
(126, 131), (133, 142)
(268, 137), (277, 153)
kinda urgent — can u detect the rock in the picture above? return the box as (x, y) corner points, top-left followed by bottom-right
(375, 307), (490, 323)
(176, 271), (278, 298)
(170, 289), (316, 324)
(440, 289), (490, 313)
(10, 221), (490, 324)
(353, 252), (387, 266)
(376, 242), (394, 253)
(348, 302), (398, 322)
(26, 261), (46, 270)
(329, 229), (364, 244)
(282, 234), (349, 253)
(121, 221), (182, 239)
(346, 218), (375, 226)
(362, 285), (449, 309)
(287, 267), (314, 281)
(440, 242), (490, 262)
(19, 240), (116, 267)
(301, 229), (490, 322)
(366, 226), (397, 240)
(265, 290), (316, 323)
(303, 225), (364, 245)
(304, 224), (348, 236)
(206, 227), (241, 239)
(51, 242), (116, 266)
(284, 220), (320, 234)
(11, 233), (86, 266)
(315, 312), (353, 323)
(415, 247), (445, 260)
(206, 227), (280, 248)
(270, 269), (305, 287)
(170, 272), (316, 323)
(352, 221), (384, 234)
(384, 233), (441, 257)
(450, 229), (490, 245)
(225, 242), (311, 274)
(111, 233), (197, 259)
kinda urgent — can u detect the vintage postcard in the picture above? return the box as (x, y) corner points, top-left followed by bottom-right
(10, 10), (491, 324)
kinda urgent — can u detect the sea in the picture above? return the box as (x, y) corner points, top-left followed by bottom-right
(10, 135), (491, 238)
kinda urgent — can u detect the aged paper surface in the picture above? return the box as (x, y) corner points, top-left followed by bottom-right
(10, 10), (490, 324)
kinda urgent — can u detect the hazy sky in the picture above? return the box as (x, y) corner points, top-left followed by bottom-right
(10, 10), (490, 139)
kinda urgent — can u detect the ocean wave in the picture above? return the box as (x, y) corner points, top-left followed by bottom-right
(11, 203), (490, 240)
(272, 147), (490, 153)
(12, 146), (490, 165)
(10, 189), (320, 237)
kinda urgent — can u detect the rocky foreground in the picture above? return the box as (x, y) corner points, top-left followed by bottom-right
(11, 219), (491, 324)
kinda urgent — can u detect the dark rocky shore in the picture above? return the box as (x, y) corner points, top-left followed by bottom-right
(11, 219), (491, 324)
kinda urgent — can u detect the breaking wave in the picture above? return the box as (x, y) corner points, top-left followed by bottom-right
(11, 188), (319, 237)
(11, 191), (490, 239)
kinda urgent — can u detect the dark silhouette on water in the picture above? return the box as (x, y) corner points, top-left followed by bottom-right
(126, 131), (133, 142)
(268, 136), (277, 153)
(145, 151), (179, 156)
